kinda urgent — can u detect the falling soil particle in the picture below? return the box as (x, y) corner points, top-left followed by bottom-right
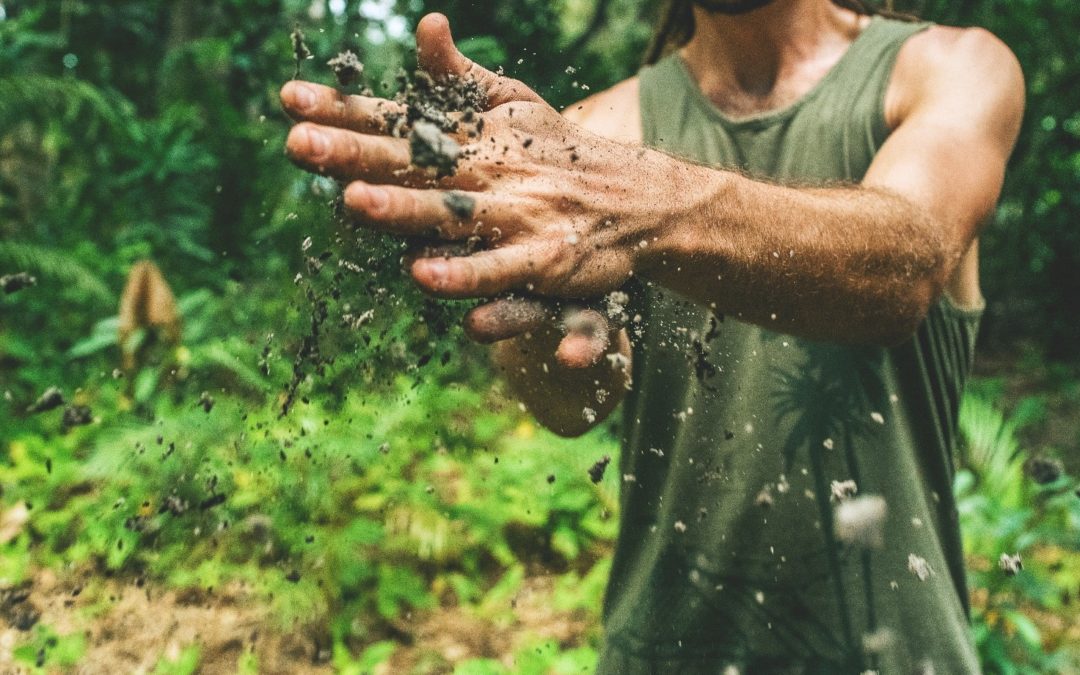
(410, 120), (462, 177)
(443, 191), (476, 219)
(198, 391), (215, 413)
(60, 405), (93, 432)
(290, 26), (312, 79)
(327, 50), (363, 87)
(1, 272), (36, 294)
(1024, 456), (1063, 484)
(546, 474), (556, 484)
(834, 495), (887, 549)
(26, 387), (64, 414)
(999, 552), (1023, 576)
(587, 455), (611, 484)
(199, 494), (227, 511)
(906, 553), (933, 581)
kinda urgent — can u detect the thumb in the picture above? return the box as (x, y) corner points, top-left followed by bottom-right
(415, 13), (545, 109)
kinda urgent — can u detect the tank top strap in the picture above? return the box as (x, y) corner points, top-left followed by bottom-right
(823, 16), (933, 145)
(638, 16), (932, 149)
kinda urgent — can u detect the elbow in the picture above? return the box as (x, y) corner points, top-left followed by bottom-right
(870, 278), (942, 347)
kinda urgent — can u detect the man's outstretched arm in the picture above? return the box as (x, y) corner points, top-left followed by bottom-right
(279, 15), (1022, 430)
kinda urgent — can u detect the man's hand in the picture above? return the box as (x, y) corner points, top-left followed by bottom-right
(281, 13), (665, 369)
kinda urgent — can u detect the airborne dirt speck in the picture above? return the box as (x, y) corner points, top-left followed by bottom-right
(587, 455), (611, 484)
(26, 386), (64, 414)
(443, 190), (476, 220)
(327, 50), (363, 87)
(1, 272), (37, 294)
(60, 405), (93, 432)
(1023, 455), (1063, 485)
(410, 120), (462, 177)
(834, 495), (887, 549)
(906, 553), (933, 581)
(998, 552), (1023, 576)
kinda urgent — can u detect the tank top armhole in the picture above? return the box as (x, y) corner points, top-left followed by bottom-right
(871, 21), (934, 147)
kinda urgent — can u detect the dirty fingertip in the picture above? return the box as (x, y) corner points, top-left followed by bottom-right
(556, 333), (607, 370)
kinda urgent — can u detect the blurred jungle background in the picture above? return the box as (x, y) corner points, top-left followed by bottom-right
(1, 0), (1078, 672)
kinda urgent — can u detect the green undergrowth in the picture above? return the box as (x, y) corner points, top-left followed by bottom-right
(1, 368), (620, 671)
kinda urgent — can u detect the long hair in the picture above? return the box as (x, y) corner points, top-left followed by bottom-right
(643, 0), (914, 65)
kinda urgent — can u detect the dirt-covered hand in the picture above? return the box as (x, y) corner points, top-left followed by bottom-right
(282, 13), (664, 366)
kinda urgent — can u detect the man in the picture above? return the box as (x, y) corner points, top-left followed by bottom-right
(281, 0), (1023, 671)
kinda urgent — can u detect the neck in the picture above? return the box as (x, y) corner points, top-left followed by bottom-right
(681, 0), (865, 99)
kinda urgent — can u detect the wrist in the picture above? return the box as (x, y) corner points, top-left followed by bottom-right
(630, 159), (733, 279)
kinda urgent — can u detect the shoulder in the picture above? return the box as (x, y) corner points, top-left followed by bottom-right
(886, 24), (1024, 133)
(561, 76), (642, 144)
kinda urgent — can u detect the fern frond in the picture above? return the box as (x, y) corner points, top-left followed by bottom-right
(0, 75), (136, 141)
(0, 240), (112, 304)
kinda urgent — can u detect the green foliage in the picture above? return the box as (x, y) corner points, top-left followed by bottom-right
(11, 623), (87, 671)
(956, 392), (1080, 673)
(1, 0), (1078, 671)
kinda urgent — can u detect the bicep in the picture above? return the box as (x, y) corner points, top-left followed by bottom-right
(863, 29), (1024, 247)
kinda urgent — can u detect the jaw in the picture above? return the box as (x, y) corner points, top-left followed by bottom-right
(692, 0), (780, 16)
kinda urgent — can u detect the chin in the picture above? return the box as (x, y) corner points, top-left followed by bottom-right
(692, 0), (779, 15)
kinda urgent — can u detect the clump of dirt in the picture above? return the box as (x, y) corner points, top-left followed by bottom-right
(0, 582), (39, 632)
(1024, 455), (1063, 484)
(198, 391), (215, 414)
(999, 552), (1023, 576)
(26, 386), (64, 414)
(409, 120), (462, 177)
(442, 191), (476, 220)
(1, 272), (36, 294)
(379, 68), (485, 177)
(327, 50), (363, 87)
(290, 26), (313, 79)
(587, 455), (611, 484)
(60, 405), (93, 433)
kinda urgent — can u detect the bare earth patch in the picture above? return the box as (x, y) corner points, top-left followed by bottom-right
(0, 571), (593, 674)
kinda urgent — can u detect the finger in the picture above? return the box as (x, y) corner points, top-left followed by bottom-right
(556, 332), (610, 369)
(281, 81), (405, 134)
(410, 245), (541, 298)
(286, 122), (415, 183)
(415, 13), (544, 108)
(344, 181), (501, 239)
(556, 308), (611, 369)
(463, 297), (553, 343)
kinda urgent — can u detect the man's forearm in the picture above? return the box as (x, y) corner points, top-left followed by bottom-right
(637, 164), (961, 346)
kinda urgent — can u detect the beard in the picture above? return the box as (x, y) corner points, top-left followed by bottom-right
(692, 0), (779, 15)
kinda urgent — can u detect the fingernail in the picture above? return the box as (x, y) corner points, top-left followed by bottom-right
(292, 83), (316, 111)
(304, 127), (328, 157)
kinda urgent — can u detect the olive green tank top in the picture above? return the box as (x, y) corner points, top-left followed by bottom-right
(600, 17), (983, 675)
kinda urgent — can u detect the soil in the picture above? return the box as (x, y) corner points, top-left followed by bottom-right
(0, 570), (593, 674)
(0, 273), (36, 295)
(409, 120), (461, 177)
(25, 387), (64, 415)
(327, 51), (363, 87)
(59, 405), (93, 433)
(587, 456), (611, 484)
(442, 191), (475, 220)
(290, 27), (312, 79)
